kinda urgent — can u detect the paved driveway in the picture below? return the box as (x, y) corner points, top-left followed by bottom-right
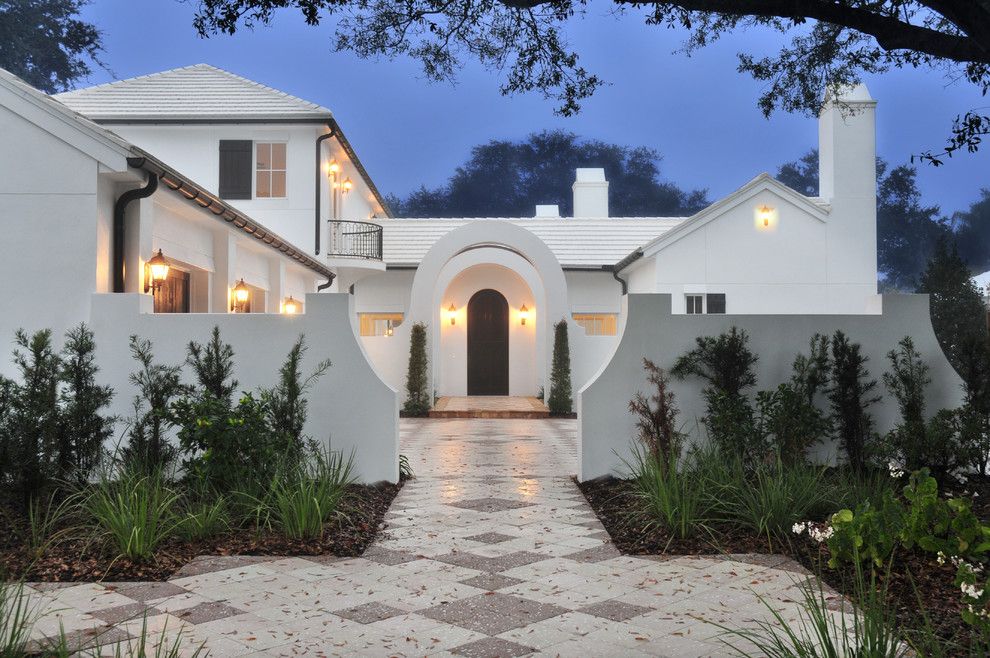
(24, 419), (834, 657)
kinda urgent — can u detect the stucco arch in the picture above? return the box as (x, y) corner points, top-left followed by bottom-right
(406, 221), (570, 397)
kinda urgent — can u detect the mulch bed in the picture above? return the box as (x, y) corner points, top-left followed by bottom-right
(577, 475), (990, 652)
(0, 480), (402, 583)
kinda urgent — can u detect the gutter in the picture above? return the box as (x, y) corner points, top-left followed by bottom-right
(112, 172), (159, 293)
(606, 248), (644, 295)
(127, 153), (335, 282)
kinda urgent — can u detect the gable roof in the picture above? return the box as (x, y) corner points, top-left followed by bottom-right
(382, 218), (685, 268)
(55, 64), (333, 122)
(635, 173), (830, 261)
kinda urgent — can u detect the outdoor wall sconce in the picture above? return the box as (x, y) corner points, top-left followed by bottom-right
(231, 279), (251, 313)
(144, 249), (170, 294)
(342, 177), (353, 194)
(386, 321), (394, 337)
(757, 204), (774, 228)
(520, 304), (529, 325)
(283, 296), (300, 314)
(326, 159), (341, 177)
(447, 304), (457, 325)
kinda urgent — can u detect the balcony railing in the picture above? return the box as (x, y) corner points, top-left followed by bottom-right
(327, 220), (383, 261)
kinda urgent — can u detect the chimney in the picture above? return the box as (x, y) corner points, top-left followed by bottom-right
(572, 168), (608, 218)
(818, 83), (875, 202)
(535, 204), (560, 218)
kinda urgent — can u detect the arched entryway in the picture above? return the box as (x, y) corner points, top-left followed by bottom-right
(467, 289), (509, 395)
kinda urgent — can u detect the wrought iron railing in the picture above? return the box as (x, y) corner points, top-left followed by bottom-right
(326, 220), (383, 260)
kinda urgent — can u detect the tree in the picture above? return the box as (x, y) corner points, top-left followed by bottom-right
(775, 149), (948, 290)
(390, 131), (708, 217)
(548, 320), (572, 414)
(124, 336), (185, 472)
(828, 330), (880, 472)
(194, 1), (990, 160)
(0, 0), (104, 93)
(403, 323), (431, 416)
(186, 326), (238, 405)
(917, 237), (987, 375)
(952, 190), (990, 274)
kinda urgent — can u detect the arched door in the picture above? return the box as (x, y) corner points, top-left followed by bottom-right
(467, 289), (509, 395)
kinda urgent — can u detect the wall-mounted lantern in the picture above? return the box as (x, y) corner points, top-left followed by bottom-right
(283, 296), (300, 314)
(342, 177), (353, 194)
(520, 304), (529, 326)
(447, 304), (457, 326)
(386, 321), (395, 337)
(757, 204), (774, 228)
(231, 279), (251, 313)
(326, 159), (341, 177)
(144, 249), (170, 295)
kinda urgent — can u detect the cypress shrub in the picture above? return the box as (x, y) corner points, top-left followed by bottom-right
(403, 323), (430, 416)
(548, 320), (572, 414)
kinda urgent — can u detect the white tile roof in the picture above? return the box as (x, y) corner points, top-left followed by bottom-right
(54, 64), (332, 121)
(381, 218), (685, 267)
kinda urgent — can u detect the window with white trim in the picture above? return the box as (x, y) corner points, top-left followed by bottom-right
(685, 293), (726, 315)
(686, 295), (703, 314)
(255, 142), (287, 198)
(573, 313), (618, 336)
(359, 313), (403, 337)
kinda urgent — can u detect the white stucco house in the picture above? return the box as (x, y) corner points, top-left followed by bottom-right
(1, 63), (899, 481)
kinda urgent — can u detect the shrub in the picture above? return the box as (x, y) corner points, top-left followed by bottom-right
(84, 467), (182, 561)
(177, 496), (229, 542)
(827, 331), (881, 472)
(627, 444), (710, 541)
(262, 335), (331, 451)
(123, 336), (185, 473)
(628, 359), (682, 467)
(264, 448), (354, 541)
(403, 323), (430, 416)
(57, 324), (115, 484)
(548, 320), (572, 414)
(186, 326), (237, 405)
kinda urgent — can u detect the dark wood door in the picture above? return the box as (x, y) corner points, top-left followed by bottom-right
(467, 289), (509, 396)
(154, 269), (190, 314)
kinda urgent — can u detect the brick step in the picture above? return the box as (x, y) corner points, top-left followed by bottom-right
(428, 409), (550, 419)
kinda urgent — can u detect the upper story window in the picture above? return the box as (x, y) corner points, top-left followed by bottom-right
(359, 313), (403, 337)
(686, 293), (726, 315)
(255, 143), (286, 198)
(573, 313), (617, 336)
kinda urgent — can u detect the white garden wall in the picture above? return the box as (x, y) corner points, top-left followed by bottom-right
(88, 292), (399, 483)
(578, 293), (964, 481)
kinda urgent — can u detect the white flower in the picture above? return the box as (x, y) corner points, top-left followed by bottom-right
(888, 461), (905, 478)
(962, 583), (985, 600)
(792, 522), (806, 535)
(937, 551), (947, 565)
(807, 525), (834, 543)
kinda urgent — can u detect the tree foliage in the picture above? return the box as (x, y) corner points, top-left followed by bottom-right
(403, 323), (431, 416)
(827, 330), (880, 472)
(389, 130), (707, 217)
(194, 0), (990, 158)
(775, 149), (950, 290)
(548, 319), (572, 414)
(0, 0), (104, 93)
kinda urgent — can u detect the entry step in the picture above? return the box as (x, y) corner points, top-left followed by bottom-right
(429, 396), (550, 419)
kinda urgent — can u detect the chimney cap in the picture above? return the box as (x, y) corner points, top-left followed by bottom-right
(575, 168), (607, 183)
(535, 204), (560, 218)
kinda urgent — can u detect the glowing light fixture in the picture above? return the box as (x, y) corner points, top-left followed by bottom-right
(520, 304), (529, 325)
(144, 249), (170, 294)
(342, 177), (353, 193)
(326, 159), (341, 176)
(231, 279), (251, 313)
(758, 204), (773, 228)
(386, 321), (394, 337)
(283, 296), (300, 314)
(447, 304), (457, 326)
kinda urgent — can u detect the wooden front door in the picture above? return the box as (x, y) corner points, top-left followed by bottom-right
(467, 289), (509, 396)
(154, 269), (190, 314)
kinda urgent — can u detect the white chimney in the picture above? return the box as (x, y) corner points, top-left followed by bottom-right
(818, 82), (878, 291)
(572, 168), (608, 218)
(535, 204), (560, 218)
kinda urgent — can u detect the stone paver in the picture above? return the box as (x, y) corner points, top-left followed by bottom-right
(24, 418), (843, 656)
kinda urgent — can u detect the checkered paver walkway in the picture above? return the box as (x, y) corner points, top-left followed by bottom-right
(23, 418), (844, 656)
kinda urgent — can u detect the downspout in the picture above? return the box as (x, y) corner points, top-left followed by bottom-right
(607, 248), (644, 296)
(315, 125), (336, 254)
(112, 169), (159, 293)
(316, 274), (335, 292)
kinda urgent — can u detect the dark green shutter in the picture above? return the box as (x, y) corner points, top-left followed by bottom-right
(706, 293), (726, 314)
(218, 140), (253, 199)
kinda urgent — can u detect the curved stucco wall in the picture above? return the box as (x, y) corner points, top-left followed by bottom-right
(89, 292), (399, 483)
(578, 293), (964, 481)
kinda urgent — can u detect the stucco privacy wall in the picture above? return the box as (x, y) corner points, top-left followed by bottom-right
(88, 293), (399, 484)
(578, 293), (964, 481)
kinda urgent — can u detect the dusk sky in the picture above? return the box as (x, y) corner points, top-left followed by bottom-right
(79, 1), (988, 216)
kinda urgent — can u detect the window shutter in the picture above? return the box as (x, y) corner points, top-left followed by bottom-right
(218, 140), (253, 199)
(706, 293), (726, 314)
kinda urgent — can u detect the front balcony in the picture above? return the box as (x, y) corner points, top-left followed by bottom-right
(326, 219), (386, 277)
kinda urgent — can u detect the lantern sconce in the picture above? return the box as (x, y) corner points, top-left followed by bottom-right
(283, 296), (300, 315)
(231, 279), (251, 313)
(447, 304), (457, 326)
(342, 177), (353, 194)
(325, 159), (341, 178)
(144, 249), (170, 295)
(386, 321), (395, 337)
(520, 304), (529, 326)
(757, 204), (774, 229)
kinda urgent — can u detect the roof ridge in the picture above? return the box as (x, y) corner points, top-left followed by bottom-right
(54, 63), (208, 97)
(197, 64), (328, 113)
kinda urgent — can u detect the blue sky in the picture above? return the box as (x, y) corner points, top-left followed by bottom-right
(80, 1), (988, 215)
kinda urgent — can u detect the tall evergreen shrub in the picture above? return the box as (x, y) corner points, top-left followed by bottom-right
(186, 326), (237, 405)
(403, 323), (430, 416)
(124, 336), (185, 472)
(548, 320), (572, 414)
(828, 331), (880, 472)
